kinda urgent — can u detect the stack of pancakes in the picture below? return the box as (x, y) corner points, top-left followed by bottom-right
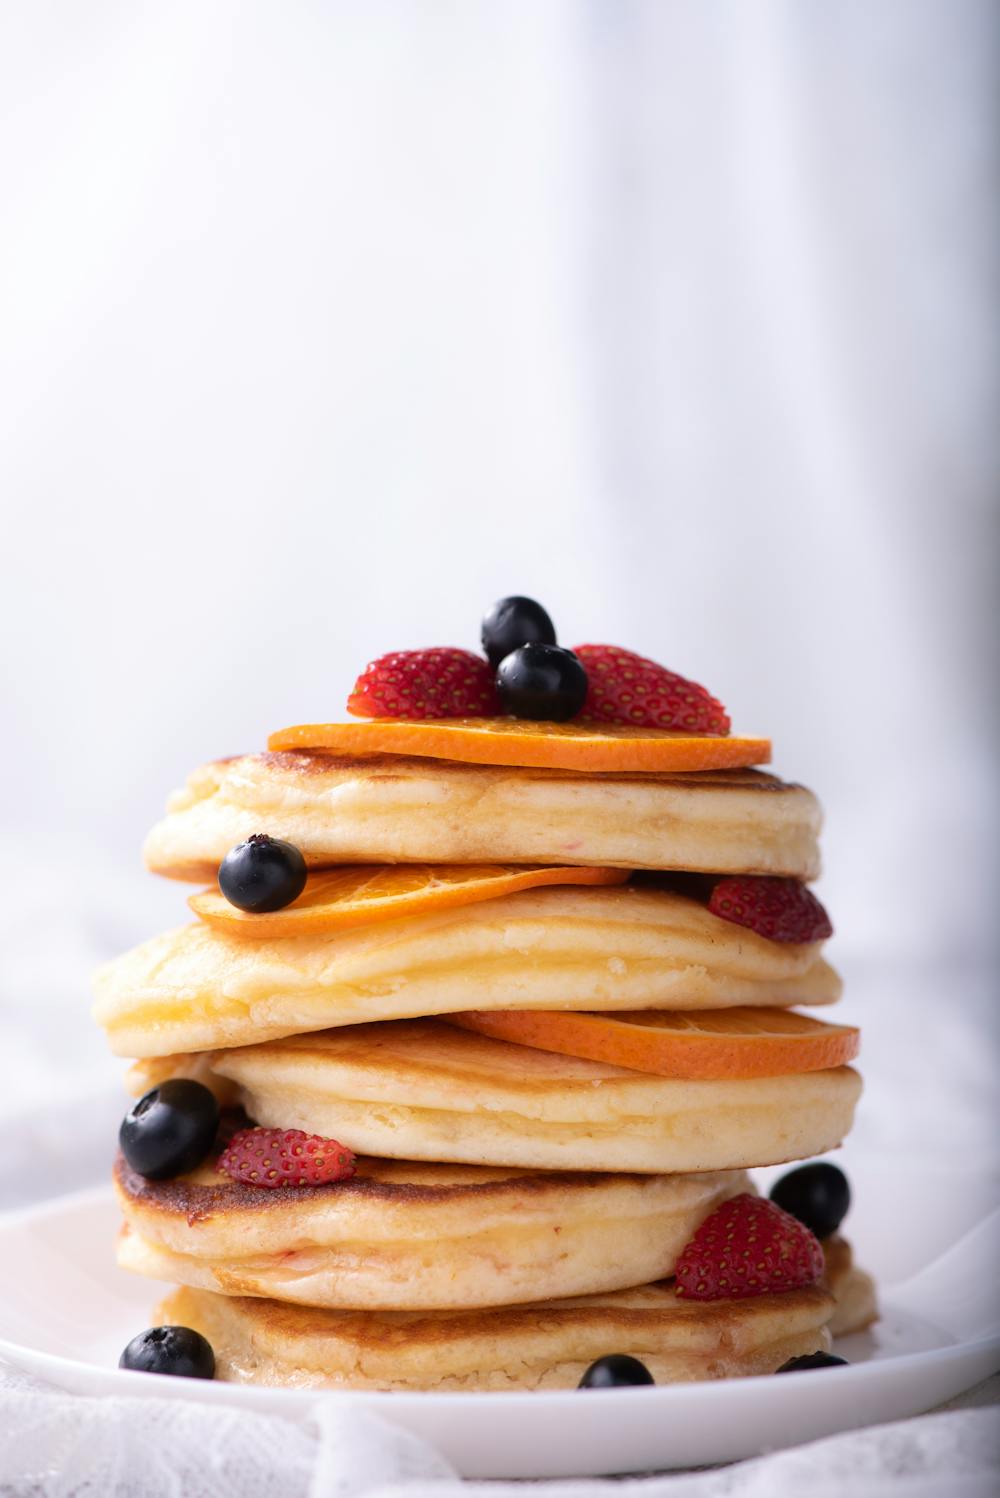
(94, 735), (874, 1391)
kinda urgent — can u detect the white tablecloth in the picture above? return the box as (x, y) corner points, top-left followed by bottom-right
(1, 1364), (997, 1497)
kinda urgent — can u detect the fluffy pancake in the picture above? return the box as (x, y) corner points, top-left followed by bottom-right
(156, 1281), (835, 1390)
(115, 1154), (746, 1309)
(128, 1020), (861, 1174)
(143, 754), (822, 881)
(822, 1234), (879, 1337)
(93, 885), (840, 1057)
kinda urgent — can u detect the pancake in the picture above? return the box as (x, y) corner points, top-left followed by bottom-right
(155, 1280), (835, 1390)
(127, 1020), (861, 1174)
(143, 754), (822, 882)
(822, 1234), (879, 1337)
(115, 1153), (747, 1309)
(93, 885), (840, 1057)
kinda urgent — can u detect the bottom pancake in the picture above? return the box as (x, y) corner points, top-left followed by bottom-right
(157, 1280), (835, 1391)
(822, 1234), (879, 1336)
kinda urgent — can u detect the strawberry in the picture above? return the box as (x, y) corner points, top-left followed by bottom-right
(218, 1128), (356, 1189)
(347, 648), (500, 720)
(675, 1193), (824, 1301)
(708, 876), (832, 943)
(573, 645), (730, 735)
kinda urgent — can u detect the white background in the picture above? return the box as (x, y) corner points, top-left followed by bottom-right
(0, 1), (997, 1202)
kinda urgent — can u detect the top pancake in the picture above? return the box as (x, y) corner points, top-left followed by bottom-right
(143, 753), (822, 881)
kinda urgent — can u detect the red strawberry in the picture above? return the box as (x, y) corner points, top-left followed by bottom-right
(347, 648), (500, 720)
(675, 1194), (824, 1301)
(573, 645), (730, 735)
(218, 1128), (356, 1189)
(708, 876), (832, 943)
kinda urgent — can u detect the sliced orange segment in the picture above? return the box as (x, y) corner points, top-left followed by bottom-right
(189, 863), (629, 937)
(267, 718), (771, 773)
(447, 1007), (859, 1080)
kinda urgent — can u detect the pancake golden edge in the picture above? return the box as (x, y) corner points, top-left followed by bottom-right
(114, 1154), (748, 1310)
(127, 1020), (861, 1174)
(93, 886), (840, 1058)
(822, 1234), (879, 1337)
(142, 754), (822, 882)
(157, 1281), (834, 1391)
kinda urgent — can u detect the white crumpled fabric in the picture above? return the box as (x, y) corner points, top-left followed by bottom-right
(0, 1368), (456, 1498)
(1, 1363), (998, 1498)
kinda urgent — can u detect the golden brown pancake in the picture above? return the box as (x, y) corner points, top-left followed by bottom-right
(143, 754), (823, 881)
(93, 885), (840, 1057)
(156, 1280), (835, 1390)
(115, 1153), (747, 1309)
(822, 1234), (879, 1336)
(126, 1020), (861, 1174)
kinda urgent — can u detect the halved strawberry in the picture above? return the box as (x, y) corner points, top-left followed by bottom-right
(347, 648), (500, 720)
(675, 1194), (824, 1300)
(574, 645), (730, 735)
(218, 1128), (356, 1188)
(708, 876), (833, 943)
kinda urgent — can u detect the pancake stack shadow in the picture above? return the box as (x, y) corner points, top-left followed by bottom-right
(95, 742), (876, 1391)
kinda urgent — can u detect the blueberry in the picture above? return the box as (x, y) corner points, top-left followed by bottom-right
(481, 596), (557, 667)
(496, 643), (588, 721)
(770, 1163), (850, 1240)
(578, 1354), (655, 1389)
(218, 833), (307, 913)
(776, 1351), (849, 1373)
(120, 1325), (215, 1379)
(119, 1079), (220, 1180)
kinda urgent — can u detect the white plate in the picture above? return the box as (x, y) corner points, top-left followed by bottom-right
(0, 1174), (997, 1478)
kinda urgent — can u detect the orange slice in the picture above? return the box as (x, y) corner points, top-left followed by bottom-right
(447, 1007), (860, 1080)
(189, 863), (630, 937)
(267, 719), (771, 773)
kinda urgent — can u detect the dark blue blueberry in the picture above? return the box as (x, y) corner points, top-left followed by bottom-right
(496, 643), (587, 721)
(578, 1354), (655, 1389)
(481, 596), (557, 666)
(770, 1163), (850, 1240)
(218, 833), (307, 913)
(120, 1325), (215, 1378)
(119, 1079), (220, 1180)
(777, 1351), (849, 1373)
